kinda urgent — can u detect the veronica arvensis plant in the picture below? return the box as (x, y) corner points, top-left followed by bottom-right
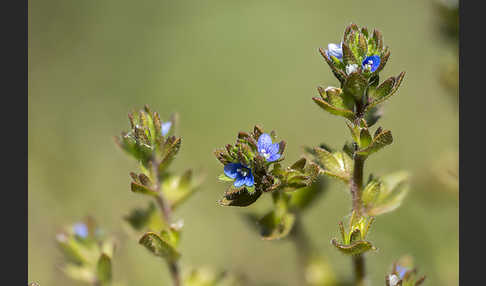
(312, 23), (426, 286)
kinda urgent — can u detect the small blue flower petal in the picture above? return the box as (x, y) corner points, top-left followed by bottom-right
(268, 152), (281, 162)
(258, 133), (281, 162)
(268, 142), (280, 155)
(243, 172), (254, 187)
(224, 163), (241, 179)
(362, 55), (381, 72)
(224, 163), (254, 188)
(257, 133), (273, 151)
(327, 42), (343, 60)
(161, 121), (172, 136)
(73, 223), (88, 238)
(396, 265), (408, 279)
(234, 176), (245, 188)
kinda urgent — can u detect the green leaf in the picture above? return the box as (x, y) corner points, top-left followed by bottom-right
(359, 128), (372, 149)
(160, 227), (181, 249)
(56, 235), (90, 265)
(357, 33), (368, 57)
(367, 172), (409, 216)
(366, 72), (406, 110)
(63, 264), (95, 283)
(345, 120), (360, 143)
(343, 72), (368, 101)
(362, 180), (381, 206)
(130, 182), (158, 197)
(314, 148), (353, 182)
(319, 48), (347, 83)
(342, 42), (358, 66)
(375, 48), (390, 74)
(218, 174), (235, 182)
(356, 129), (393, 156)
(372, 29), (383, 51)
(139, 232), (181, 262)
(115, 132), (153, 164)
(331, 239), (376, 256)
(363, 106), (383, 127)
(163, 170), (203, 209)
(349, 228), (362, 244)
(258, 211), (296, 240)
(158, 137), (182, 174)
(218, 186), (262, 207)
(290, 157), (307, 171)
(312, 97), (355, 121)
(96, 253), (112, 285)
(326, 89), (351, 111)
(373, 77), (395, 100)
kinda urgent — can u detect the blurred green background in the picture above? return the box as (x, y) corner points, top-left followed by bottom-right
(28, 0), (458, 285)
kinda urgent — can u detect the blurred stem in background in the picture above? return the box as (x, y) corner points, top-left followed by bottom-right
(289, 216), (313, 282)
(152, 165), (181, 286)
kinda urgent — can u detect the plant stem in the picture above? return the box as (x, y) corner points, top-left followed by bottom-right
(168, 261), (181, 286)
(350, 155), (365, 217)
(350, 153), (366, 286)
(353, 255), (366, 286)
(152, 164), (181, 286)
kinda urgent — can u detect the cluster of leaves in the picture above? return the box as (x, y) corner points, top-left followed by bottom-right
(313, 23), (405, 125)
(55, 218), (115, 286)
(385, 256), (426, 286)
(115, 105), (202, 266)
(331, 211), (376, 256)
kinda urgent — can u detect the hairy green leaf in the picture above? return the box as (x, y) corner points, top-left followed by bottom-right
(96, 253), (112, 285)
(331, 239), (376, 256)
(139, 232), (180, 262)
(356, 129), (393, 156)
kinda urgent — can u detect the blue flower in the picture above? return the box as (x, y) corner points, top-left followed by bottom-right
(326, 42), (343, 60)
(396, 265), (408, 279)
(257, 133), (281, 162)
(161, 121), (172, 136)
(362, 55), (381, 72)
(224, 163), (254, 188)
(73, 222), (88, 238)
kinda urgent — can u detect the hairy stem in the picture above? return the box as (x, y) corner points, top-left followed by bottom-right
(152, 163), (181, 286)
(350, 155), (365, 217)
(350, 153), (366, 286)
(353, 255), (366, 286)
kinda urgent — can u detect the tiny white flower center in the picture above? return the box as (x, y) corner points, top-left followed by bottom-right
(346, 64), (358, 75)
(388, 274), (400, 286)
(237, 168), (248, 177)
(260, 149), (270, 159)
